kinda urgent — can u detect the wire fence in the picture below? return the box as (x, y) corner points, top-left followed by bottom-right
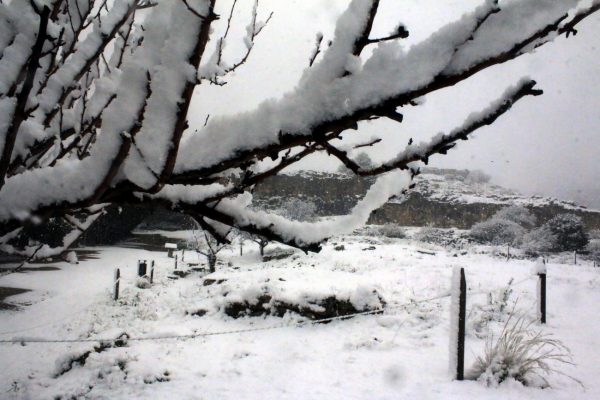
(0, 290), (457, 345)
(0, 261), (541, 346)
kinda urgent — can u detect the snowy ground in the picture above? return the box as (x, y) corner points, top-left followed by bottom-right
(1, 229), (599, 399)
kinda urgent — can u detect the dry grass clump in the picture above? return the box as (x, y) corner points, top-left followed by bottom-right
(468, 313), (582, 388)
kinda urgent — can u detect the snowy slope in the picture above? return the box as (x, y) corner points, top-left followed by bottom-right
(274, 169), (595, 213)
(404, 169), (594, 212)
(1, 232), (599, 399)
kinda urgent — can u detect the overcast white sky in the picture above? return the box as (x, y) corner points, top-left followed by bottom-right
(190, 0), (600, 208)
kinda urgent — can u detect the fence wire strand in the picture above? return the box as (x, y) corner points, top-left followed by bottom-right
(0, 272), (541, 345)
(0, 291), (455, 345)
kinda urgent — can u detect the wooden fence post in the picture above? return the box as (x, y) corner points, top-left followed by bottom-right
(536, 258), (547, 324)
(150, 260), (155, 284)
(506, 245), (510, 261)
(450, 267), (467, 381)
(175, 254), (178, 270)
(573, 251), (577, 265)
(114, 268), (120, 301)
(137, 260), (147, 277)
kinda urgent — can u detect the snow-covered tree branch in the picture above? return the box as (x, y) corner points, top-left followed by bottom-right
(0, 0), (598, 257)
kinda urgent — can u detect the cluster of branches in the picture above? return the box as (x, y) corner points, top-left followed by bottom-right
(0, 0), (598, 259)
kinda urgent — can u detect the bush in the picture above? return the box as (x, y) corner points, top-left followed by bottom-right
(586, 240), (600, 260)
(468, 314), (579, 387)
(415, 226), (469, 248)
(494, 206), (537, 229)
(275, 198), (317, 222)
(470, 218), (525, 246)
(521, 227), (557, 255)
(378, 224), (406, 239)
(523, 214), (588, 253)
(469, 206), (537, 246)
(465, 170), (491, 184)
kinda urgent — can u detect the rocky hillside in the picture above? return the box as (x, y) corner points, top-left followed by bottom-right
(253, 169), (600, 231)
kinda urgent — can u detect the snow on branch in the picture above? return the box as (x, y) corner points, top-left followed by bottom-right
(179, 170), (412, 251)
(326, 78), (543, 176)
(0, 0), (598, 254)
(173, 0), (590, 180)
(198, 0), (272, 86)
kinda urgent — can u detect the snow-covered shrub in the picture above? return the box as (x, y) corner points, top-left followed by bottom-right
(378, 224), (406, 239)
(523, 214), (588, 254)
(415, 227), (469, 248)
(415, 226), (446, 244)
(135, 277), (151, 289)
(470, 218), (525, 246)
(494, 206), (537, 229)
(465, 169), (491, 184)
(586, 240), (600, 260)
(468, 314), (578, 387)
(470, 206), (538, 246)
(274, 198), (318, 222)
(521, 227), (557, 255)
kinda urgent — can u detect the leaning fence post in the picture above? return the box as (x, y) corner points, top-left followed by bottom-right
(450, 267), (467, 381)
(535, 258), (547, 324)
(150, 260), (155, 284)
(114, 268), (120, 301)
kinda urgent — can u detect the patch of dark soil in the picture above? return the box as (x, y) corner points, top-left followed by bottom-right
(188, 309), (207, 317)
(203, 278), (226, 286)
(224, 293), (385, 321)
(262, 250), (296, 262)
(144, 372), (170, 384)
(172, 270), (191, 278)
(54, 334), (129, 377)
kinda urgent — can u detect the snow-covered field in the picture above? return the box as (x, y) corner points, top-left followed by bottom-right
(1, 230), (599, 399)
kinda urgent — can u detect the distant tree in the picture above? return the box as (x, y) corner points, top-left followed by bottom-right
(494, 206), (537, 229)
(586, 240), (600, 261)
(470, 218), (525, 246)
(523, 214), (589, 254)
(187, 220), (231, 272)
(470, 206), (536, 246)
(275, 198), (318, 222)
(521, 227), (557, 255)
(236, 229), (269, 257)
(253, 236), (269, 257)
(0, 0), (598, 259)
(465, 170), (491, 185)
